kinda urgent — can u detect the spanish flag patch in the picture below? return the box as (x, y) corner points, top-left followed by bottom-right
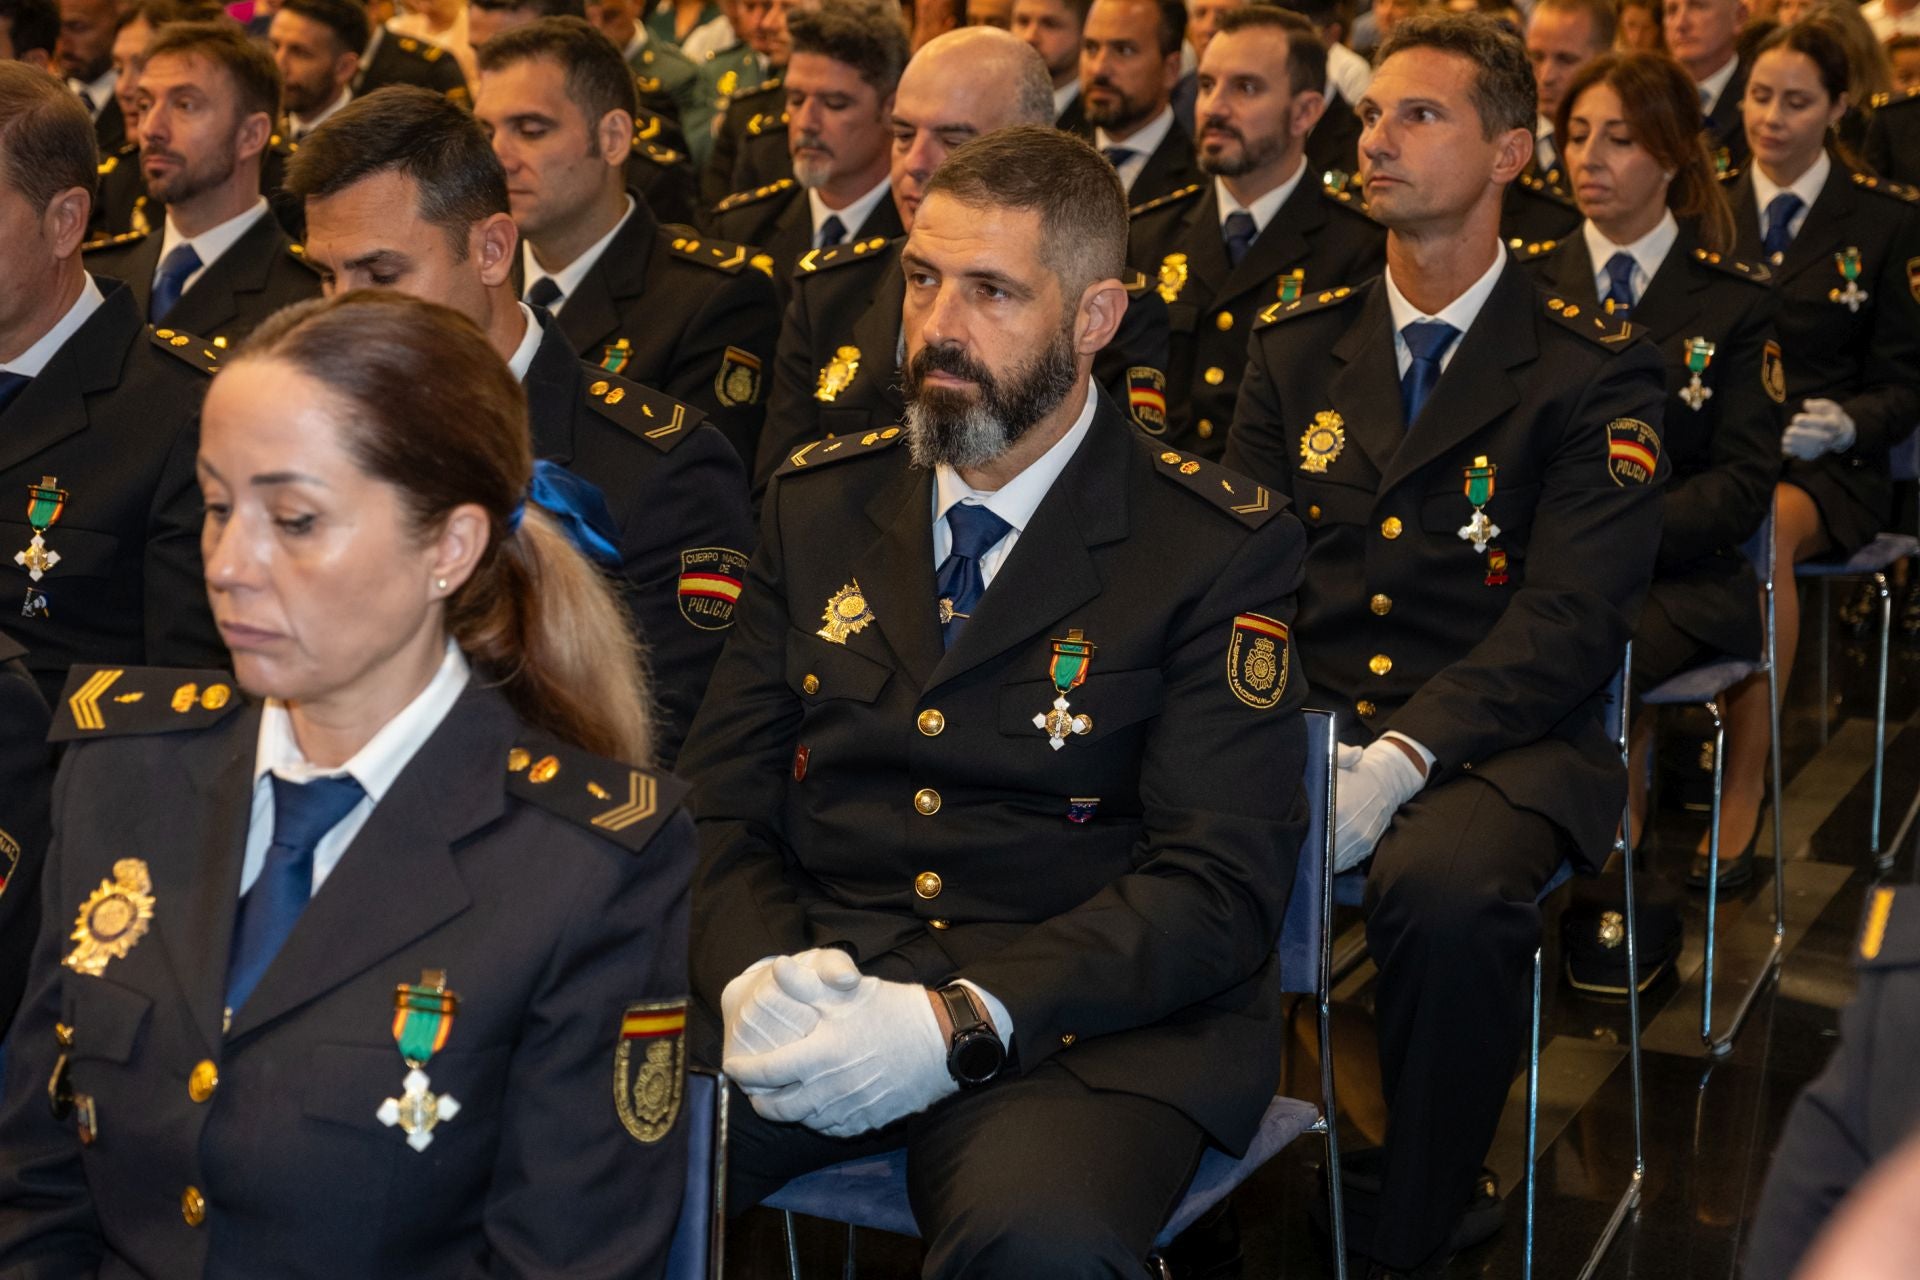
(1606, 418), (1660, 487)
(678, 546), (748, 630)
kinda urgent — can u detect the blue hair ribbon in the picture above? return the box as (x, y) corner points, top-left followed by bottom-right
(507, 459), (623, 569)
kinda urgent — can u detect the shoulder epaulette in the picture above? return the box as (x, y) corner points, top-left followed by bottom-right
(634, 112), (665, 144)
(582, 372), (705, 453)
(1150, 449), (1280, 528)
(795, 234), (894, 275)
(637, 72), (662, 92)
(81, 226), (149, 253)
(286, 242), (319, 275)
(1128, 182), (1202, 219)
(665, 231), (756, 274)
(1541, 294), (1634, 348)
(1255, 283), (1359, 327)
(149, 325), (222, 374)
(746, 109), (790, 137)
(745, 75), (782, 96)
(1515, 171), (1577, 208)
(774, 427), (904, 477)
(1857, 886), (1920, 968)
(1508, 237), (1562, 260)
(1871, 86), (1920, 111)
(713, 176), (795, 214)
(1851, 170), (1920, 203)
(1122, 268), (1149, 296)
(1691, 245), (1771, 284)
(1321, 182), (1372, 217)
(505, 741), (686, 854)
(396, 35), (445, 62)
(1718, 165), (1743, 184)
(49, 666), (242, 742)
(641, 141), (685, 167)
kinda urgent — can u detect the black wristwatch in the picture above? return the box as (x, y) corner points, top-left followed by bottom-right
(935, 984), (1004, 1086)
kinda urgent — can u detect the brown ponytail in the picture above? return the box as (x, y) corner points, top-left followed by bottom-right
(234, 291), (656, 766)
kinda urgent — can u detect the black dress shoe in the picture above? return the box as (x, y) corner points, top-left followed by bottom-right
(1309, 1151), (1504, 1276)
(1687, 830), (1757, 891)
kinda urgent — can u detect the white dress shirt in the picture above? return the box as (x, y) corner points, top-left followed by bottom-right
(2, 275), (105, 377)
(1535, 113), (1558, 173)
(1381, 247), (1508, 378)
(1581, 209), (1679, 306)
(241, 640), (470, 897)
(1095, 105), (1176, 195)
(68, 68), (116, 118)
(1215, 156), (1305, 237)
(1695, 52), (1740, 116)
(1750, 148), (1829, 246)
(522, 196), (636, 313)
(157, 199), (271, 297)
(288, 86), (352, 140)
(1053, 80), (1082, 119)
(807, 176), (892, 248)
(1861, 0), (1920, 39)
(1326, 41), (1372, 107)
(506, 302), (544, 381)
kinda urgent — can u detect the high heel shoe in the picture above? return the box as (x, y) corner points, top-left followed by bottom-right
(1687, 829), (1757, 891)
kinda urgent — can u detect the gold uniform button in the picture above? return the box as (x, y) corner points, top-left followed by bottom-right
(929, 918), (951, 930)
(1356, 700), (1377, 717)
(1370, 594), (1393, 616)
(1380, 517), (1403, 539)
(1369, 654), (1393, 676)
(1197, 419), (1214, 439)
(913, 788), (941, 815)
(181, 1187), (206, 1227)
(188, 1060), (218, 1103)
(1204, 366), (1226, 385)
(1215, 311), (1234, 331)
(802, 674), (820, 695)
(915, 871), (943, 899)
(1307, 504), (1322, 521)
(917, 708), (946, 736)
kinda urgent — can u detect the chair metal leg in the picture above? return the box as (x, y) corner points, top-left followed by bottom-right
(1818, 577), (1831, 743)
(842, 1223), (857, 1280)
(1700, 698), (1784, 1055)
(783, 1210), (803, 1280)
(1523, 945), (1543, 1280)
(1872, 572), (1892, 865)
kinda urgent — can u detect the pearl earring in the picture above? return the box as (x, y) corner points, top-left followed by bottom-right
(436, 577), (449, 591)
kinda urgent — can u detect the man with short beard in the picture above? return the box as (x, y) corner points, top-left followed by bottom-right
(83, 21), (318, 345)
(269, 0), (364, 140)
(1081, 0), (1196, 202)
(1010, 0), (1089, 130)
(703, 0), (904, 292)
(58, 0), (119, 149)
(1129, 4), (1382, 459)
(680, 123), (1307, 1279)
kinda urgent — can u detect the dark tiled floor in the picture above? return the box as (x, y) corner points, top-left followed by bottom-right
(725, 580), (1920, 1280)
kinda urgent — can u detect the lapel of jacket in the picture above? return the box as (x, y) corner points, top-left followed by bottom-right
(1327, 281), (1408, 480)
(170, 215), (283, 338)
(845, 460), (945, 691)
(559, 194), (659, 359)
(0, 283), (143, 475)
(852, 265), (908, 421)
(1219, 174), (1323, 305)
(522, 314), (582, 464)
(225, 686), (511, 1041)
(1634, 225), (1706, 344)
(925, 389), (1131, 691)
(1773, 161), (1854, 288)
(1173, 185), (1231, 305)
(146, 701), (260, 1054)
(1727, 172), (1764, 260)
(103, 233), (162, 320)
(1537, 234), (1596, 304)
(855, 194), (905, 241)
(1381, 259), (1534, 492)
(1132, 127), (1196, 203)
(770, 193), (815, 264)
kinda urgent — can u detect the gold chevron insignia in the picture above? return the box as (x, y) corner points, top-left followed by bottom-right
(68, 669), (123, 731)
(592, 773), (658, 832)
(1230, 486), (1271, 516)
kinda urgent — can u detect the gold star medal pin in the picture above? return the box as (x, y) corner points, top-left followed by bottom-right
(15, 476), (66, 583)
(1830, 248), (1868, 312)
(1157, 253), (1188, 305)
(1458, 456), (1500, 554)
(817, 580), (874, 644)
(1679, 338), (1715, 410)
(63, 859), (155, 977)
(1299, 411), (1345, 474)
(1032, 629), (1095, 750)
(376, 972), (461, 1152)
(814, 346), (860, 402)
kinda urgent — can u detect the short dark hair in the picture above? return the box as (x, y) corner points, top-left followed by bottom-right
(0, 61), (95, 211)
(922, 124), (1126, 297)
(1530, 0), (1615, 51)
(787, 0), (910, 95)
(276, 0), (370, 55)
(476, 15), (638, 129)
(143, 20), (282, 122)
(286, 85), (510, 256)
(113, 0), (226, 34)
(1211, 5), (1326, 96)
(1377, 10), (1535, 137)
(471, 0), (585, 16)
(0, 0), (59, 56)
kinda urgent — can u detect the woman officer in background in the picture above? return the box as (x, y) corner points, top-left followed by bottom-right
(0, 291), (695, 1278)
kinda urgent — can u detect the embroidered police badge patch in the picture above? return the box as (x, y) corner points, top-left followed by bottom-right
(678, 546), (748, 630)
(1227, 613), (1289, 709)
(1605, 419), (1660, 486)
(614, 1000), (686, 1144)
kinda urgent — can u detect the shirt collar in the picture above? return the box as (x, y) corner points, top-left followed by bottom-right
(252, 639), (471, 803)
(1213, 156), (1306, 236)
(1095, 103), (1175, 161)
(1053, 80), (1081, 116)
(158, 198), (271, 284)
(507, 302), (544, 381)
(1, 273), (106, 377)
(806, 175), (892, 244)
(932, 381), (1097, 535)
(69, 68), (116, 115)
(623, 25), (650, 60)
(1581, 208), (1679, 293)
(290, 86), (353, 136)
(1751, 148), (1831, 224)
(1382, 245), (1508, 340)
(1696, 52), (1740, 114)
(523, 195), (635, 310)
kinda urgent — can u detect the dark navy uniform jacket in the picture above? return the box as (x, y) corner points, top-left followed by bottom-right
(0, 636), (51, 1036)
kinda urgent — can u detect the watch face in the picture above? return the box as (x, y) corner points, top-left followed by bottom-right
(952, 1031), (1004, 1085)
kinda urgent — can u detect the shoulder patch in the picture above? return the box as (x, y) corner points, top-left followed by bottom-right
(1151, 450), (1280, 527)
(49, 666), (242, 742)
(1255, 283), (1360, 327)
(582, 373), (706, 453)
(1128, 182), (1203, 219)
(506, 742), (685, 853)
(1691, 245), (1771, 284)
(774, 427), (905, 477)
(149, 325), (222, 374)
(795, 234), (894, 275)
(82, 226), (149, 253)
(1851, 170), (1920, 204)
(745, 109), (790, 137)
(1541, 294), (1634, 348)
(712, 176), (796, 213)
(665, 231), (755, 273)
(1858, 886), (1920, 968)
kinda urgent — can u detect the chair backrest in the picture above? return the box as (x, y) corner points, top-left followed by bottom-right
(1276, 709), (1336, 996)
(1892, 429), (1919, 484)
(664, 1066), (726, 1280)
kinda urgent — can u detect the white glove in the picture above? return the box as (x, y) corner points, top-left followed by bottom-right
(719, 948), (863, 1070)
(1331, 738), (1427, 872)
(724, 975), (953, 1137)
(1783, 398), (1856, 460)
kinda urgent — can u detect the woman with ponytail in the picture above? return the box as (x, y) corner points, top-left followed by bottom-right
(0, 291), (696, 1277)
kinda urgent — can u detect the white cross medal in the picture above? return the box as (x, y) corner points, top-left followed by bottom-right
(15, 476), (66, 583)
(1033, 630), (1095, 750)
(1830, 247), (1868, 313)
(377, 971), (461, 1152)
(1457, 457), (1500, 554)
(1679, 338), (1715, 411)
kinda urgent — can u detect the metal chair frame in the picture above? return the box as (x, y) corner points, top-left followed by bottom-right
(667, 1066), (730, 1280)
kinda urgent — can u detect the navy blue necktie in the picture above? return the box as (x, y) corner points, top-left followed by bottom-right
(150, 243), (203, 323)
(1222, 211), (1256, 267)
(1399, 320), (1459, 427)
(1763, 192), (1803, 262)
(226, 773), (366, 1015)
(1101, 145), (1137, 169)
(525, 276), (563, 310)
(1602, 251), (1637, 317)
(935, 502), (1012, 649)
(0, 372), (30, 415)
(817, 215), (846, 249)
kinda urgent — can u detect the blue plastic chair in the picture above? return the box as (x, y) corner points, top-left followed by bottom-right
(762, 710), (1347, 1280)
(665, 1066), (728, 1280)
(1642, 503), (1784, 1054)
(1327, 663), (1640, 1280)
